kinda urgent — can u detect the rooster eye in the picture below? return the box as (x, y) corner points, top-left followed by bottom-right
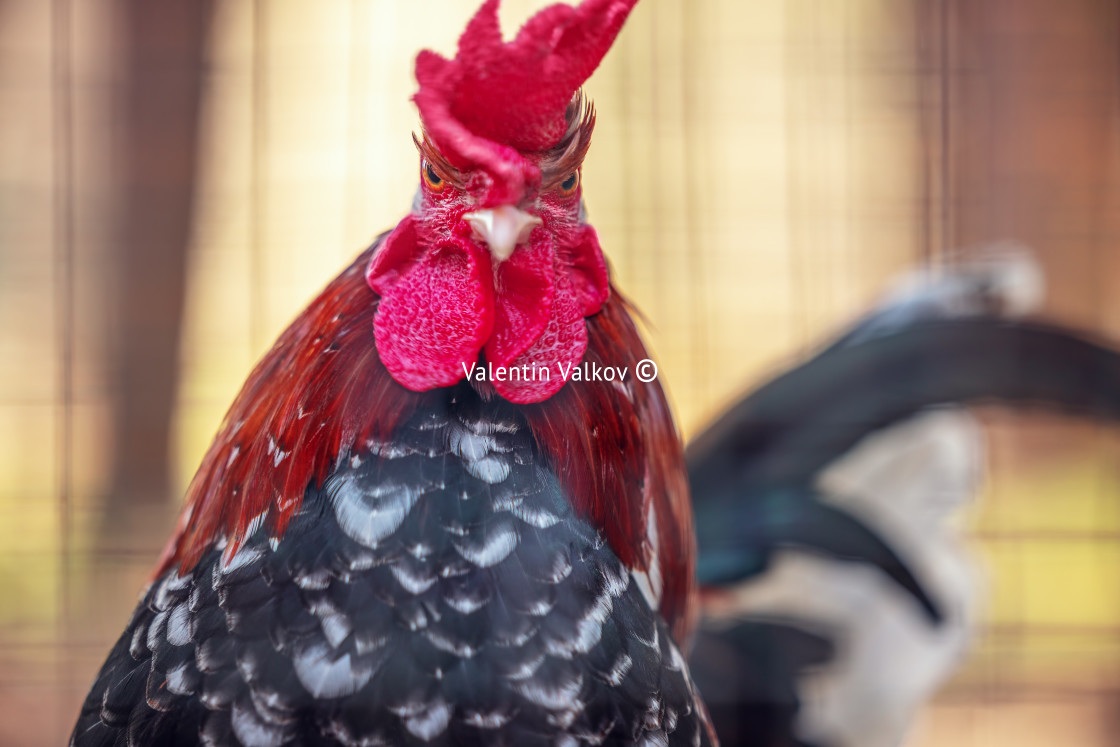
(421, 161), (446, 192)
(556, 170), (580, 197)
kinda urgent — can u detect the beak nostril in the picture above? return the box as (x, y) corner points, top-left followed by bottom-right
(463, 206), (542, 263)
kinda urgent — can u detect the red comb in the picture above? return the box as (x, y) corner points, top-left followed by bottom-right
(414, 0), (638, 202)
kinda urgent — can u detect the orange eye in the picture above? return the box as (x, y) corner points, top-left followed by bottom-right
(556, 170), (580, 197)
(421, 160), (446, 192)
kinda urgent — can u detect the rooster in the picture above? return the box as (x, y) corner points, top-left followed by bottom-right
(72, 0), (1120, 743)
(685, 251), (1120, 746)
(72, 0), (715, 745)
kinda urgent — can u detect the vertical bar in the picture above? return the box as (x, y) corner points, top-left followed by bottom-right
(679, 0), (707, 409)
(915, 0), (951, 268)
(51, 0), (74, 714)
(343, 0), (370, 249)
(250, 0), (269, 351)
(938, 0), (950, 265)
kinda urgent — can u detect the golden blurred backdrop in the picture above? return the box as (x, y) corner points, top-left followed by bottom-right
(0, 0), (1118, 744)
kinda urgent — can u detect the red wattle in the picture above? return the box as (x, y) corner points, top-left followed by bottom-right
(371, 226), (494, 391)
(485, 236), (556, 367)
(487, 250), (589, 404)
(495, 263), (591, 403)
(367, 218), (612, 403)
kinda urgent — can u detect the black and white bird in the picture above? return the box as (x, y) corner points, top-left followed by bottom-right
(686, 247), (1120, 746)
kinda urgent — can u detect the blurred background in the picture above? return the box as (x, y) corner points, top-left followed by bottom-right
(1, 0), (1118, 743)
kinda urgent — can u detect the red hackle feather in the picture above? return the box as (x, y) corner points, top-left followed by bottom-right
(454, 278), (693, 625)
(154, 247), (694, 643)
(154, 250), (429, 576)
(522, 289), (696, 643)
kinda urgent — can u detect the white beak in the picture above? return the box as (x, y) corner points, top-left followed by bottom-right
(462, 205), (542, 263)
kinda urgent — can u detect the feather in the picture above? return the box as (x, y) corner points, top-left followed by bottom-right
(687, 251), (1120, 746)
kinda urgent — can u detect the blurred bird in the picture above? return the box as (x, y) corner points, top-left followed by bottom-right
(72, 0), (716, 745)
(687, 249), (1120, 746)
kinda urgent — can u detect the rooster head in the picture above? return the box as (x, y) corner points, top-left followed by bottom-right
(366, 0), (639, 404)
